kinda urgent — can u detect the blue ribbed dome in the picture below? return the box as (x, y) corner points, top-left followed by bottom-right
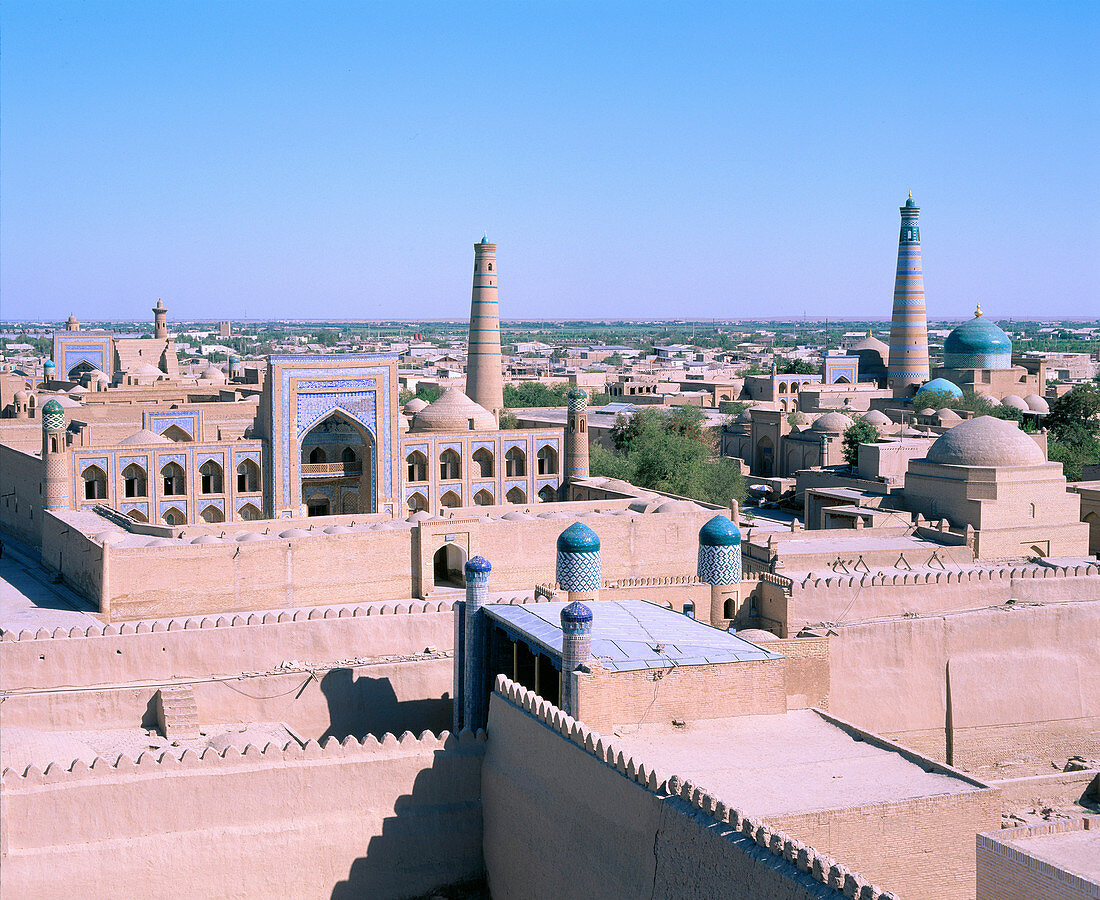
(561, 600), (593, 624)
(557, 522), (600, 553)
(943, 313), (1012, 369)
(464, 556), (491, 575)
(915, 378), (963, 401)
(699, 515), (741, 547)
(44, 360), (56, 370)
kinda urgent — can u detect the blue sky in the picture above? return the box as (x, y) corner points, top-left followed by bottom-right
(2, 2), (1096, 322)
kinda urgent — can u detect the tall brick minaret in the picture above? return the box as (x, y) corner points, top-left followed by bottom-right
(887, 193), (930, 398)
(465, 235), (504, 424)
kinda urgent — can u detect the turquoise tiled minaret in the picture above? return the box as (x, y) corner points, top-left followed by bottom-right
(697, 514), (742, 629)
(458, 555), (492, 731)
(888, 193), (930, 398)
(555, 522), (601, 596)
(559, 600), (592, 717)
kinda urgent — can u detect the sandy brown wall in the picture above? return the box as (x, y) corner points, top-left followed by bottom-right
(764, 565), (1100, 635)
(103, 527), (416, 619)
(1, 730), (486, 900)
(0, 445), (45, 546)
(826, 601), (1100, 768)
(482, 681), (886, 899)
(573, 658), (787, 733)
(40, 510), (104, 603)
(771, 788), (999, 900)
(0, 607), (457, 739)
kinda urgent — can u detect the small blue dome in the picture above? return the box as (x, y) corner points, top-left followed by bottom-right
(479, 233), (491, 244)
(915, 378), (963, 400)
(904, 196), (917, 208)
(557, 522), (600, 554)
(561, 600), (592, 625)
(44, 360), (56, 370)
(699, 515), (741, 547)
(465, 556), (491, 575)
(943, 313), (1013, 369)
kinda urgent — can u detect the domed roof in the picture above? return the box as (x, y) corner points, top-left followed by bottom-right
(926, 416), (1045, 467)
(788, 410), (813, 430)
(44, 359), (56, 371)
(119, 428), (172, 446)
(13, 389), (29, 401)
(812, 411), (853, 433)
(735, 408), (754, 424)
(410, 387), (496, 432)
(935, 407), (962, 424)
(918, 408), (936, 417)
(735, 628), (780, 643)
(198, 364), (225, 382)
(1024, 394), (1049, 414)
(69, 384), (88, 395)
(403, 397), (429, 415)
(41, 398), (64, 415)
(561, 600), (593, 624)
(852, 332), (890, 353)
(1001, 394), (1029, 411)
(943, 308), (1013, 369)
(699, 515), (741, 547)
(557, 521), (600, 553)
(862, 409), (892, 427)
(915, 378), (963, 401)
(904, 192), (917, 208)
(129, 362), (163, 378)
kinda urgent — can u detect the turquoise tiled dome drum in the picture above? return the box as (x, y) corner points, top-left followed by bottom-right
(697, 515), (742, 585)
(567, 388), (588, 412)
(943, 311), (1012, 370)
(556, 522), (601, 592)
(41, 399), (65, 431)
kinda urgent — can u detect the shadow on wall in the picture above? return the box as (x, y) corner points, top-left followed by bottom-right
(329, 748), (486, 899)
(319, 668), (452, 743)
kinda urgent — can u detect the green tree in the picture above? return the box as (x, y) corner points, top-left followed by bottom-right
(595, 407), (746, 506)
(503, 382), (571, 408)
(776, 358), (818, 375)
(415, 384), (443, 403)
(1045, 383), (1100, 445)
(316, 329), (338, 347)
(842, 418), (880, 468)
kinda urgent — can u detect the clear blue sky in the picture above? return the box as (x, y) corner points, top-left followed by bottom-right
(2, 2), (1097, 323)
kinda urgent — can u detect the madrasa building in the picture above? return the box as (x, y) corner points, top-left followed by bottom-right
(0, 238), (574, 535)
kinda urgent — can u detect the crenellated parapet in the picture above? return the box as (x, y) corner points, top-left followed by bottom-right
(491, 674), (895, 899)
(0, 599), (462, 643)
(0, 727), (487, 785)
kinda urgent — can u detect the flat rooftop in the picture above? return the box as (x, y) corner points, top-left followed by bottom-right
(999, 822), (1100, 884)
(611, 709), (987, 817)
(483, 599), (783, 673)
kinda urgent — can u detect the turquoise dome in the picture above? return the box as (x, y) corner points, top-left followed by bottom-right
(943, 312), (1012, 369)
(479, 233), (490, 244)
(557, 522), (600, 553)
(41, 398), (64, 414)
(915, 378), (963, 401)
(698, 515), (741, 547)
(44, 360), (56, 370)
(904, 195), (917, 208)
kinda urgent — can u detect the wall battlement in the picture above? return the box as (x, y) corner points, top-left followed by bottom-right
(492, 674), (895, 898)
(0, 726), (486, 785)
(792, 561), (1100, 592)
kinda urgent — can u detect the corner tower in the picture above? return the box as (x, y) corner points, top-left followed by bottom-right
(465, 235), (504, 423)
(887, 193), (930, 397)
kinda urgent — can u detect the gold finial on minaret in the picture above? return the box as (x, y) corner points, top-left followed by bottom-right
(908, 189), (912, 199)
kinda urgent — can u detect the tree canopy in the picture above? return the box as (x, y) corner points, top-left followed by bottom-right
(841, 418), (880, 468)
(593, 406), (745, 507)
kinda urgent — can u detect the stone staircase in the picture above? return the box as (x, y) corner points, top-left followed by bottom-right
(155, 684), (201, 741)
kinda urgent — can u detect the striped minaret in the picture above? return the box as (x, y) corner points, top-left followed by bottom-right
(887, 192), (930, 398)
(465, 235), (504, 424)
